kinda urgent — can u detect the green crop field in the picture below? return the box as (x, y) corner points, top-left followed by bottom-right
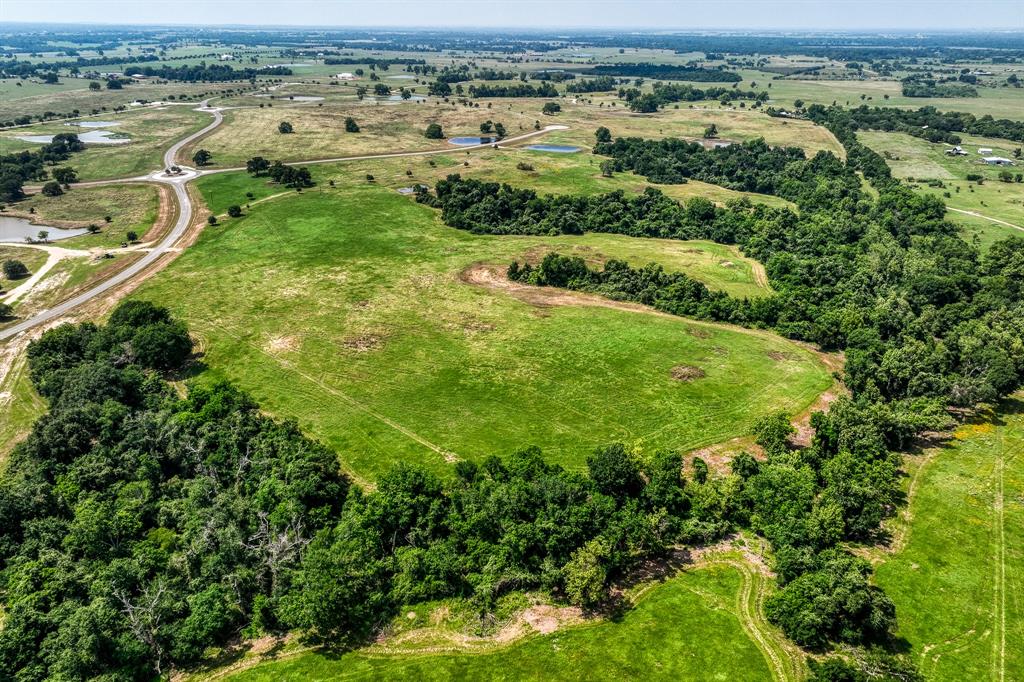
(134, 177), (829, 482)
(875, 397), (1024, 681)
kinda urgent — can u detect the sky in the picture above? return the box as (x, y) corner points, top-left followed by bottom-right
(1, 0), (1022, 31)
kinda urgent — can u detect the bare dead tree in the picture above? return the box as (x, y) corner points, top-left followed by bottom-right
(242, 511), (308, 594)
(113, 580), (168, 675)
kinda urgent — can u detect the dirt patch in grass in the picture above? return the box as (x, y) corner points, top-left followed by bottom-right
(266, 335), (300, 353)
(767, 350), (795, 361)
(671, 365), (706, 382)
(342, 333), (385, 352)
(519, 604), (584, 636)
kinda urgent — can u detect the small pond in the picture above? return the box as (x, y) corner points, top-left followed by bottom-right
(0, 216), (89, 243)
(16, 129), (131, 145)
(387, 94), (426, 102)
(387, 74), (416, 79)
(448, 136), (494, 146)
(68, 120), (122, 128)
(525, 144), (581, 153)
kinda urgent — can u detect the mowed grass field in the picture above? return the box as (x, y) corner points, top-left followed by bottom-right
(0, 105), (212, 180)
(133, 176), (829, 482)
(219, 559), (785, 682)
(874, 398), (1024, 681)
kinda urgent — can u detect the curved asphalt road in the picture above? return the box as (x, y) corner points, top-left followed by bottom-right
(0, 104), (566, 343)
(0, 104), (223, 342)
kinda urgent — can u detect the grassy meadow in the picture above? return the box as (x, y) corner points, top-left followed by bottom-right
(874, 398), (1024, 681)
(0, 105), (212, 180)
(133, 176), (829, 482)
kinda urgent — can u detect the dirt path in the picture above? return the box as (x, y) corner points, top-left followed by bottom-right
(948, 207), (1024, 233)
(992, 426), (1007, 682)
(711, 559), (803, 682)
(751, 259), (770, 289)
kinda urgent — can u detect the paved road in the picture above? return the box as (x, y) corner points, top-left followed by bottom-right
(0, 107), (564, 342)
(0, 104), (222, 342)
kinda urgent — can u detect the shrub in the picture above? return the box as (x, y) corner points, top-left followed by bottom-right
(41, 181), (63, 196)
(3, 259), (30, 279)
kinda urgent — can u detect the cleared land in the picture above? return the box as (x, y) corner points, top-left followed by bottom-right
(182, 102), (544, 167)
(200, 144), (794, 219)
(187, 98), (844, 170)
(874, 397), (1024, 681)
(133, 179), (829, 482)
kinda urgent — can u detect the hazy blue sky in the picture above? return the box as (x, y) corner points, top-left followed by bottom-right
(1, 0), (1022, 30)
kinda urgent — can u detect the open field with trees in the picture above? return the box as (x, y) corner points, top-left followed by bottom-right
(133, 183), (828, 480)
(6, 182), (162, 247)
(858, 130), (1024, 247)
(3, 22), (1024, 682)
(186, 99), (844, 169)
(0, 105), (211, 180)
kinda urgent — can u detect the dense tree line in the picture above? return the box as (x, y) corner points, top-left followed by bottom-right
(585, 62), (741, 82)
(620, 83), (767, 112)
(805, 103), (1024, 145)
(529, 70), (575, 82)
(2, 300), (926, 678)
(593, 137), (861, 209)
(900, 75), (978, 98)
(0, 54), (160, 78)
(322, 57), (424, 67)
(0, 302), (349, 680)
(565, 76), (619, 93)
(0, 133), (84, 201)
(130, 63), (293, 82)
(467, 82), (559, 98)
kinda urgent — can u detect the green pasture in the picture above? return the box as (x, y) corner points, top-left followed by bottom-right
(134, 178), (828, 482)
(875, 398), (1024, 681)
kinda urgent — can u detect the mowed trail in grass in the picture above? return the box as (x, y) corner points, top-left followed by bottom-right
(874, 397), (1024, 681)
(224, 563), (776, 682)
(135, 179), (829, 481)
